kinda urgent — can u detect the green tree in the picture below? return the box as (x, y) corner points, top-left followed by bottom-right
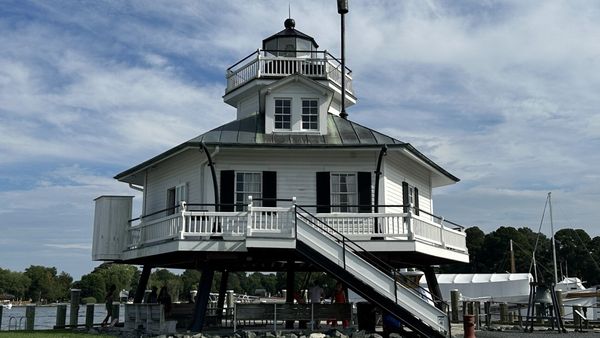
(23, 265), (65, 302)
(0, 268), (31, 300)
(80, 272), (106, 301)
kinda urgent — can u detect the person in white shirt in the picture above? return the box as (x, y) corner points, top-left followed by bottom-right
(309, 280), (324, 303)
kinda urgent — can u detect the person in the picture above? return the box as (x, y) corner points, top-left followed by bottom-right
(147, 286), (158, 303)
(158, 286), (172, 317)
(330, 281), (348, 328)
(309, 280), (324, 304)
(101, 284), (117, 327)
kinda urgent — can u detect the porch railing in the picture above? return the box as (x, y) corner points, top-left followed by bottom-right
(126, 199), (466, 253)
(225, 50), (353, 94)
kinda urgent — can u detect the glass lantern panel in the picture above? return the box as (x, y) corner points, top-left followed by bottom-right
(278, 37), (296, 57)
(296, 38), (311, 58)
(264, 40), (277, 56)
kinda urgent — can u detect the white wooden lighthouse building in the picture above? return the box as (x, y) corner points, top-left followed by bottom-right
(92, 18), (468, 337)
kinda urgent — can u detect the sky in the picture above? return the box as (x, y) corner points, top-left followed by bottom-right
(1, 0), (600, 280)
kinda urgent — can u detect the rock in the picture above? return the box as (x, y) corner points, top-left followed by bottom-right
(285, 333), (298, 338)
(243, 331), (257, 338)
(350, 330), (365, 338)
(388, 333), (402, 338)
(366, 333), (382, 338)
(309, 333), (326, 338)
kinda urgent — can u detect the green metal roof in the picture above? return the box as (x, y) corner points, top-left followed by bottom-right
(115, 113), (459, 183)
(190, 113), (402, 146)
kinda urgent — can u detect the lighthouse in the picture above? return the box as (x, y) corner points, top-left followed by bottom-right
(92, 16), (467, 337)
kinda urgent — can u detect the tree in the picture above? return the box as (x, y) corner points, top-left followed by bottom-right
(0, 268), (31, 300)
(23, 265), (69, 303)
(80, 272), (106, 301)
(150, 269), (182, 302)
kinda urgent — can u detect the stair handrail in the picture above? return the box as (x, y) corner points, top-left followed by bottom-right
(294, 205), (448, 309)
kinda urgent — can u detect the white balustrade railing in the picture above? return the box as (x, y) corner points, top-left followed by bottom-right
(181, 211), (247, 238)
(226, 54), (353, 93)
(316, 212), (408, 238)
(127, 200), (466, 253)
(128, 213), (182, 248)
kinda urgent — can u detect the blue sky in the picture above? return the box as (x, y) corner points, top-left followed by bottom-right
(1, 0), (600, 280)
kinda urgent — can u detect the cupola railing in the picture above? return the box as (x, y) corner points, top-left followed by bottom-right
(225, 49), (353, 94)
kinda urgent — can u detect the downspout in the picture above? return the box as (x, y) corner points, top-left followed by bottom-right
(374, 145), (387, 233)
(200, 142), (220, 211)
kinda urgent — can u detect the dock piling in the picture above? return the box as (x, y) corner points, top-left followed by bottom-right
(25, 305), (35, 330)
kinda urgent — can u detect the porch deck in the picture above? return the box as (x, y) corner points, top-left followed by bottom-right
(93, 196), (468, 265)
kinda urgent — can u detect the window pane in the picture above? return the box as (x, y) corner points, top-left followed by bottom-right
(275, 99), (291, 130)
(235, 172), (262, 210)
(331, 173), (356, 212)
(302, 99), (318, 130)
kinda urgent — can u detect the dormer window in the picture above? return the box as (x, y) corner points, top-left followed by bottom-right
(301, 99), (318, 130)
(274, 98), (291, 130)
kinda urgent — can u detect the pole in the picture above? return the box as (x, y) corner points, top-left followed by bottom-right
(549, 192), (559, 285)
(510, 239), (516, 273)
(337, 0), (348, 119)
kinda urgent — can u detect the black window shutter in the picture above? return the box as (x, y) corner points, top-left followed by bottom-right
(357, 172), (372, 213)
(402, 181), (409, 213)
(262, 171), (277, 207)
(414, 186), (420, 215)
(316, 172), (330, 213)
(220, 170), (235, 211)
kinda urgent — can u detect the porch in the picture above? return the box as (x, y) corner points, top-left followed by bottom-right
(93, 196), (468, 264)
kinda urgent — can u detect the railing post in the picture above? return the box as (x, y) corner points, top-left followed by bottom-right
(439, 216), (446, 248)
(256, 49), (261, 78)
(247, 196), (253, 236)
(292, 197), (297, 238)
(180, 201), (186, 240)
(407, 210), (415, 240)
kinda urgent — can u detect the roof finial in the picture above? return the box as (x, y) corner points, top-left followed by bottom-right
(289, 3), (291, 19)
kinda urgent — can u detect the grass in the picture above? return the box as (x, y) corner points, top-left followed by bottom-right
(0, 330), (115, 337)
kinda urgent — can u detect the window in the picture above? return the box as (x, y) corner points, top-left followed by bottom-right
(331, 173), (357, 212)
(274, 99), (291, 130)
(166, 183), (187, 215)
(302, 99), (318, 130)
(235, 172), (262, 211)
(402, 182), (419, 215)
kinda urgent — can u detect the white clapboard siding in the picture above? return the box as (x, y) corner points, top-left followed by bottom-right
(383, 151), (433, 217)
(142, 147), (437, 218)
(143, 148), (378, 213)
(144, 150), (204, 218)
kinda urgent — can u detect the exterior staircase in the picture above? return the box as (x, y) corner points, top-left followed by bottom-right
(295, 207), (450, 337)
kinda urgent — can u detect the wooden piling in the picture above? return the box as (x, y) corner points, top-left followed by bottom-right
(56, 304), (67, 328)
(85, 304), (94, 328)
(25, 305), (35, 330)
(499, 303), (508, 324)
(112, 303), (120, 322)
(450, 290), (460, 323)
(484, 301), (491, 327)
(573, 305), (582, 328)
(70, 289), (81, 326)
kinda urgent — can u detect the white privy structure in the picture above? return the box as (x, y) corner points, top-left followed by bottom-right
(92, 17), (469, 337)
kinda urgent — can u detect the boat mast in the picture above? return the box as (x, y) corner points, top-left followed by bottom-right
(549, 192), (559, 285)
(510, 239), (516, 273)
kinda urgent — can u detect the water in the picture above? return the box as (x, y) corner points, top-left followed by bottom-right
(1, 304), (125, 331)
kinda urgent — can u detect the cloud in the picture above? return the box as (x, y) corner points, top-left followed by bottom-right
(1, 0), (600, 279)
